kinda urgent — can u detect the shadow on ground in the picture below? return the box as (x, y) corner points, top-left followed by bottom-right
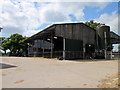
(0, 63), (17, 69)
(63, 59), (118, 62)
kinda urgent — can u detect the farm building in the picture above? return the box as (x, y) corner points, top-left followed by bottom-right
(25, 23), (120, 59)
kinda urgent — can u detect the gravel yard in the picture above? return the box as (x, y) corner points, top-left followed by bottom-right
(1, 57), (118, 88)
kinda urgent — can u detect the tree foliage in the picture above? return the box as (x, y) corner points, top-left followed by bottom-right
(0, 37), (6, 53)
(85, 20), (105, 29)
(1, 33), (28, 56)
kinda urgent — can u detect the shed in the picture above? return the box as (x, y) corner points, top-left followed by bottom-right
(25, 23), (96, 59)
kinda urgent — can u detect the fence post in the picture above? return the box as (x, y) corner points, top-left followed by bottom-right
(83, 43), (85, 59)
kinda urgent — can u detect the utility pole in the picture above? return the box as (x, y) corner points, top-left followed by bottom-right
(63, 37), (65, 60)
(104, 32), (107, 59)
(51, 35), (53, 58)
(42, 39), (44, 57)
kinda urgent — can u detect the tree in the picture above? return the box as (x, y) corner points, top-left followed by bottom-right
(0, 37), (6, 53)
(118, 45), (120, 52)
(1, 33), (28, 56)
(85, 20), (105, 29)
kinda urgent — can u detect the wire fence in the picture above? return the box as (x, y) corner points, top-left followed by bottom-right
(28, 51), (83, 59)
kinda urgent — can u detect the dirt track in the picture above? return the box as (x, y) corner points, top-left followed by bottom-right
(1, 57), (118, 88)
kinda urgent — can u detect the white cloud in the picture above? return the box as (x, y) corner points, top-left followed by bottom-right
(36, 2), (110, 23)
(0, 1), (43, 37)
(0, 0), (115, 37)
(27, 0), (119, 2)
(23, 29), (39, 37)
(95, 11), (118, 34)
(0, 0), (27, 36)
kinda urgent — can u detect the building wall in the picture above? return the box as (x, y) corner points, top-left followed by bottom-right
(55, 23), (96, 45)
(65, 38), (83, 59)
(55, 23), (96, 59)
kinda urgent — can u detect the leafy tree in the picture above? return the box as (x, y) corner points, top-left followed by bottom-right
(1, 33), (28, 56)
(0, 37), (6, 53)
(85, 20), (105, 29)
(118, 45), (120, 52)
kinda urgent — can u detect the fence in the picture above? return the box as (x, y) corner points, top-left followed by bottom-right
(28, 51), (63, 58)
(28, 51), (83, 59)
(112, 52), (120, 59)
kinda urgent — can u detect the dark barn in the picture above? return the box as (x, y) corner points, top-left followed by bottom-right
(25, 23), (120, 60)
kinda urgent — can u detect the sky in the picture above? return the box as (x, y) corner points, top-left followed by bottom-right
(0, 0), (119, 51)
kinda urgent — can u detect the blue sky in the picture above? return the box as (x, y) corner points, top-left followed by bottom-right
(0, 1), (119, 51)
(84, 2), (118, 21)
(37, 2), (119, 32)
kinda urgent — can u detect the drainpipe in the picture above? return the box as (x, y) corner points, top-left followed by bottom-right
(104, 32), (107, 59)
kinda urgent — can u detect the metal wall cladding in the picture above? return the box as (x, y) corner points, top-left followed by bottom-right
(34, 39), (54, 50)
(82, 24), (96, 45)
(55, 23), (96, 45)
(65, 38), (83, 51)
(65, 38), (83, 59)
